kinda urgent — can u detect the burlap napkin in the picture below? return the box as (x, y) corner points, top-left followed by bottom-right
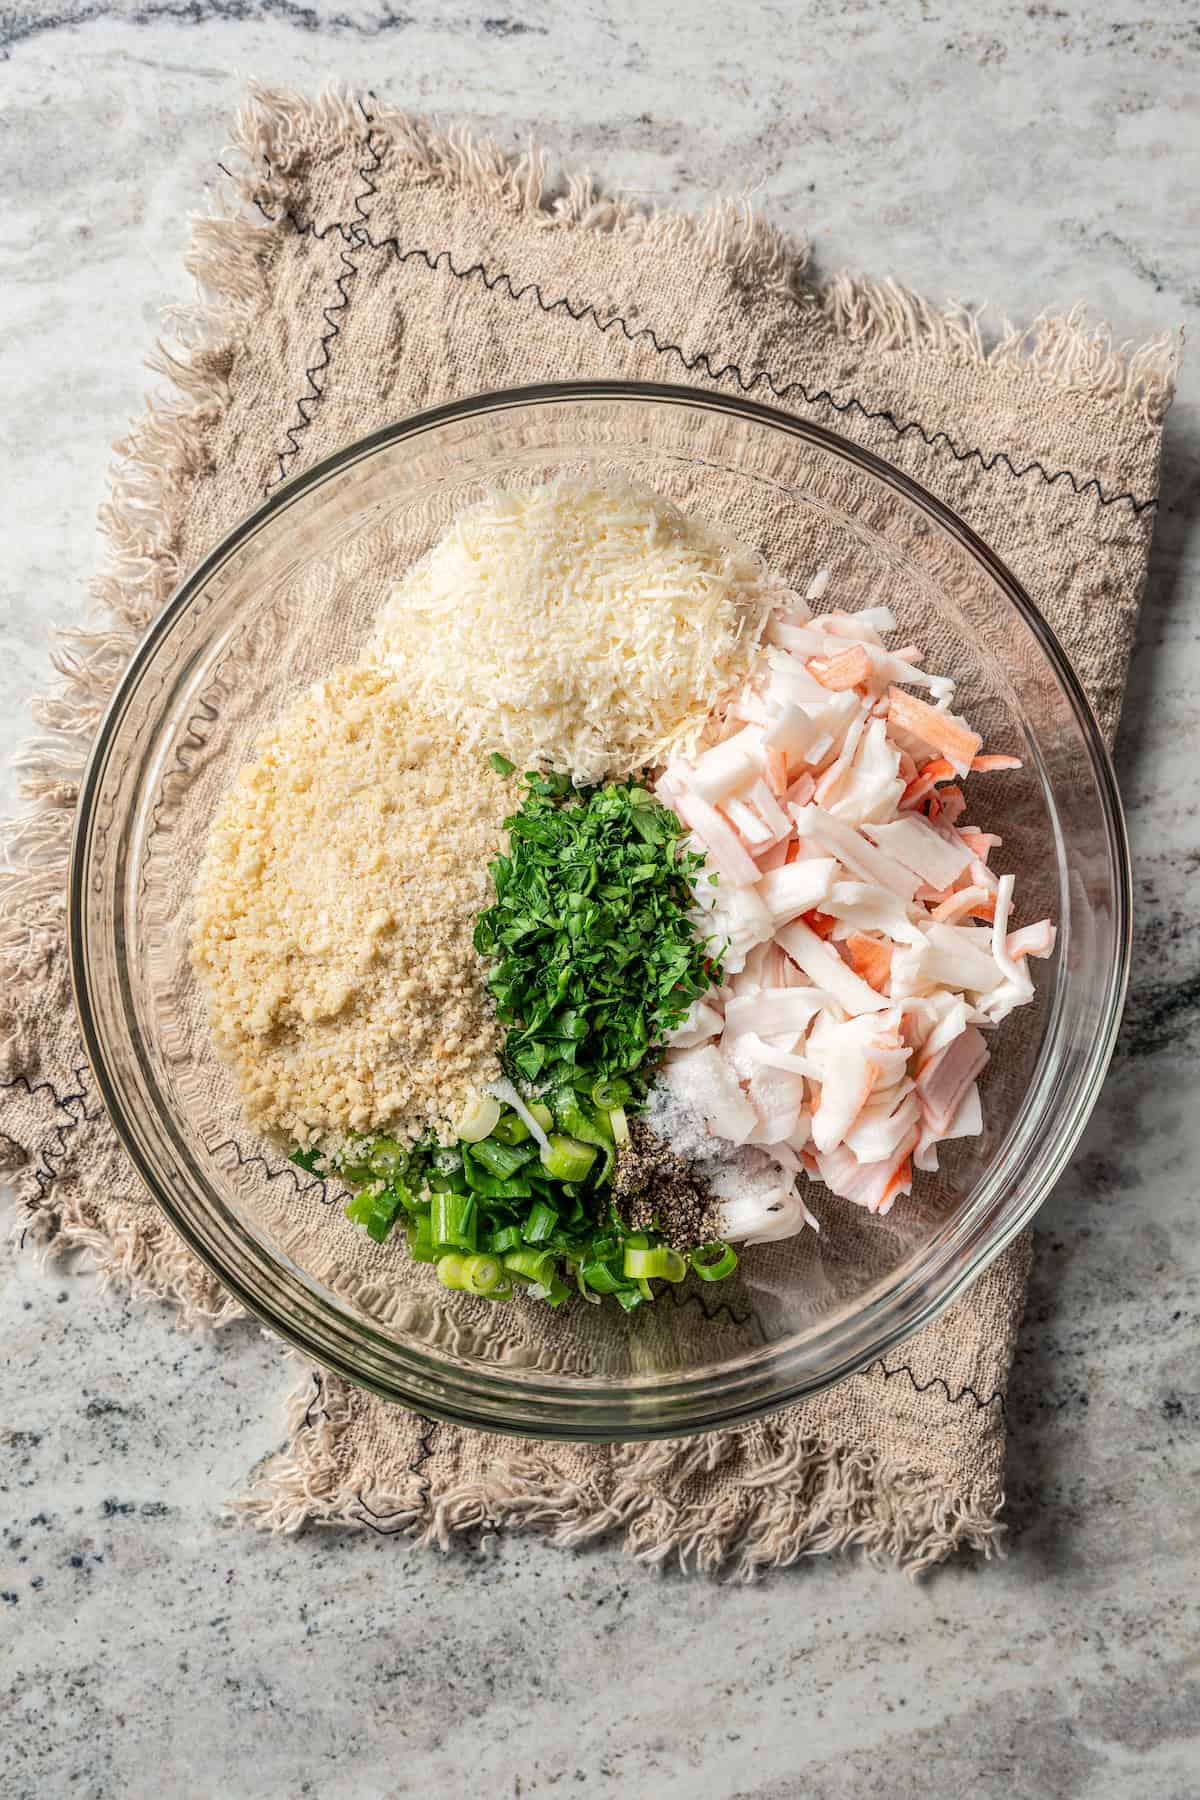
(0, 86), (1176, 1576)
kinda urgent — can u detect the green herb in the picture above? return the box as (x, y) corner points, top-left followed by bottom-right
(473, 775), (719, 1097)
(489, 752), (516, 777)
(289, 1144), (327, 1176)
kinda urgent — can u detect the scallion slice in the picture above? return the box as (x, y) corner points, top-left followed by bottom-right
(453, 1093), (503, 1143)
(490, 1111), (530, 1146)
(542, 1274), (572, 1307)
(590, 1076), (632, 1110)
(689, 1242), (738, 1282)
(523, 1199), (558, 1243)
(502, 1247), (556, 1286)
(366, 1137), (406, 1176)
(406, 1215), (436, 1262)
(431, 1189), (477, 1254)
(580, 1261), (625, 1294)
(539, 1133), (596, 1182)
(459, 1253), (509, 1297)
(623, 1245), (687, 1282)
(470, 1136), (534, 1179)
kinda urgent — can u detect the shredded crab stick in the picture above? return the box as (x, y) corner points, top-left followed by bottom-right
(652, 570), (1055, 1242)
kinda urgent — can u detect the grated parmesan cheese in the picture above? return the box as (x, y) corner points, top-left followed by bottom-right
(368, 476), (783, 782)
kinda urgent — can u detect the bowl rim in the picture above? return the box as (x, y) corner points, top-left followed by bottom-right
(68, 378), (1131, 1438)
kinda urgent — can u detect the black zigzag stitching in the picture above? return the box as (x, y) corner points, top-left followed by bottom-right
(873, 1357), (1006, 1413)
(659, 1278), (763, 1337)
(209, 1138), (331, 1205)
(236, 143), (1158, 518)
(358, 232), (1156, 515)
(351, 1417), (440, 1534)
(1, 1060), (99, 1208)
(263, 102), (384, 491)
(302, 1371), (329, 1430)
(141, 691), (221, 895)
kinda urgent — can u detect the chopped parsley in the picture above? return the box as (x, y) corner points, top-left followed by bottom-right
(473, 774), (720, 1095)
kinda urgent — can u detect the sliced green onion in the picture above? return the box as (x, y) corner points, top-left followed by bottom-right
(388, 1177), (428, 1216)
(580, 1260), (625, 1294)
(543, 1267), (572, 1310)
(459, 1152), (533, 1200)
(469, 1136), (534, 1178)
(458, 1253), (508, 1297)
(436, 1252), (468, 1290)
(453, 1093), (502, 1143)
(523, 1200), (558, 1243)
(427, 1169), (467, 1195)
(590, 1076), (632, 1110)
(431, 1146), (463, 1175)
(608, 1104), (630, 1148)
(502, 1248), (556, 1286)
(527, 1101), (554, 1133)
(486, 1079), (554, 1152)
(623, 1245), (687, 1282)
(554, 1088), (613, 1147)
(344, 1190), (375, 1225)
(636, 1277), (655, 1301)
(366, 1137), (406, 1176)
(549, 1090), (615, 1184)
(690, 1242), (738, 1282)
(337, 1138), (376, 1184)
(489, 752), (516, 777)
(344, 1180), (407, 1244)
(406, 1215), (436, 1262)
(431, 1189), (477, 1254)
(487, 1224), (523, 1255)
(614, 1287), (644, 1313)
(490, 1111), (530, 1146)
(539, 1133), (597, 1182)
(574, 1264), (602, 1303)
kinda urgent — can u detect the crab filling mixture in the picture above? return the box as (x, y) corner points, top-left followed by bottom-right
(192, 478), (1053, 1313)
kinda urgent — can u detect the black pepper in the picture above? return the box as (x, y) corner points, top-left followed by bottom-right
(613, 1120), (725, 1252)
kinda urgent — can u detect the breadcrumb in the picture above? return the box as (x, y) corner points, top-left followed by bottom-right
(189, 666), (517, 1147)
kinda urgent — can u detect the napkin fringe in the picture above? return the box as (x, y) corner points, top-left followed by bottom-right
(230, 82), (1180, 423)
(231, 1365), (1004, 1579)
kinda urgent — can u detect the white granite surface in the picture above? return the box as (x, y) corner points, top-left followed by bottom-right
(2, 5), (1199, 1796)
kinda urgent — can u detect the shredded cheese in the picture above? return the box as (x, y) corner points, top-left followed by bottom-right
(368, 476), (782, 782)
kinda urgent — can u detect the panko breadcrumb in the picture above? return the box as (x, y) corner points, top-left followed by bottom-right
(189, 665), (517, 1148)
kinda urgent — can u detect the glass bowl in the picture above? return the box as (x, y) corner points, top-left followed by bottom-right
(69, 382), (1129, 1440)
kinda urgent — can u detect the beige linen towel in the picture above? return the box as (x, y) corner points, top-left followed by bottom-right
(0, 86), (1176, 1575)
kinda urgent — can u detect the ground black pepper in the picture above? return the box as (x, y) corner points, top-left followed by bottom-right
(613, 1119), (725, 1251)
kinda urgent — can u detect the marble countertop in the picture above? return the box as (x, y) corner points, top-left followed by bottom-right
(2, 5), (1198, 1796)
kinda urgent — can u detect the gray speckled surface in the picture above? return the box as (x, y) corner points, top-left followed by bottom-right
(2, 5), (1199, 1796)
